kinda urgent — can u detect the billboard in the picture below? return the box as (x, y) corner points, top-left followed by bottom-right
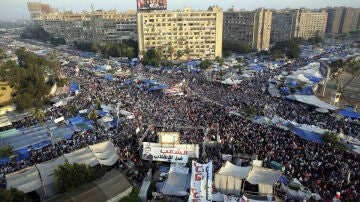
(137, 0), (167, 11)
(142, 145), (189, 163)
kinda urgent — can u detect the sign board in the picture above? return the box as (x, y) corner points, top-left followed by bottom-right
(142, 142), (199, 158)
(142, 145), (188, 163)
(158, 132), (180, 145)
(137, 0), (167, 11)
(189, 161), (213, 202)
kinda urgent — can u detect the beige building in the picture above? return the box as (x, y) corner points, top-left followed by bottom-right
(293, 9), (328, 39)
(325, 7), (360, 34)
(137, 6), (223, 60)
(27, 2), (57, 20)
(33, 10), (137, 45)
(223, 8), (272, 50)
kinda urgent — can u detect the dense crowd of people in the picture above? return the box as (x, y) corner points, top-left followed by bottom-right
(0, 42), (359, 201)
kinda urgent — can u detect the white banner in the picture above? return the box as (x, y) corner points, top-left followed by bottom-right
(189, 161), (212, 202)
(142, 145), (189, 163)
(223, 194), (243, 202)
(142, 142), (199, 158)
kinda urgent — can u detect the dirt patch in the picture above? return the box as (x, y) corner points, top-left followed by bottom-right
(0, 82), (13, 105)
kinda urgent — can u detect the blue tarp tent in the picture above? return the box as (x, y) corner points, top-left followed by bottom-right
(124, 79), (133, 85)
(280, 87), (289, 94)
(286, 81), (298, 87)
(148, 84), (169, 92)
(339, 110), (360, 119)
(251, 65), (265, 71)
(0, 157), (9, 165)
(97, 110), (107, 117)
(105, 75), (113, 81)
(68, 116), (84, 125)
(32, 140), (51, 150)
(70, 82), (80, 93)
(288, 126), (323, 143)
(304, 74), (323, 83)
(300, 86), (314, 95)
(15, 147), (30, 162)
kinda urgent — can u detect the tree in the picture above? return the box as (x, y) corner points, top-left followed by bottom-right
(87, 108), (99, 129)
(119, 187), (140, 202)
(176, 50), (183, 60)
(0, 48), (5, 58)
(321, 131), (347, 151)
(223, 40), (252, 55)
(0, 188), (33, 202)
(0, 145), (14, 158)
(167, 45), (175, 60)
(184, 46), (191, 60)
(31, 108), (45, 125)
(65, 104), (77, 116)
(54, 162), (105, 193)
(215, 56), (224, 66)
(270, 38), (301, 59)
(199, 59), (211, 69)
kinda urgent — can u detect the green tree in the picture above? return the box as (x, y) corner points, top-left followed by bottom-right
(199, 59), (211, 69)
(215, 56), (224, 66)
(167, 45), (175, 60)
(31, 108), (45, 125)
(0, 188), (33, 202)
(223, 40), (252, 54)
(54, 162), (105, 193)
(0, 48), (5, 58)
(119, 187), (140, 202)
(66, 105), (78, 116)
(87, 108), (99, 129)
(270, 38), (301, 59)
(0, 145), (14, 158)
(184, 46), (191, 60)
(176, 50), (183, 60)
(321, 131), (348, 151)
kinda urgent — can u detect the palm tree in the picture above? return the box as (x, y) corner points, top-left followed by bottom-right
(167, 45), (175, 61)
(87, 108), (98, 129)
(66, 105), (77, 116)
(176, 50), (183, 61)
(184, 46), (191, 60)
(31, 108), (45, 125)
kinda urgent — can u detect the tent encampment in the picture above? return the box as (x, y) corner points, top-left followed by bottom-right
(246, 167), (282, 195)
(214, 161), (251, 196)
(6, 166), (42, 193)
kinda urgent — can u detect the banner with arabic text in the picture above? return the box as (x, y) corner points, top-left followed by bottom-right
(189, 161), (212, 202)
(142, 145), (188, 163)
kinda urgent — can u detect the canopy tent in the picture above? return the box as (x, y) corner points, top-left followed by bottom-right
(214, 161), (251, 196)
(246, 167), (282, 195)
(339, 110), (360, 119)
(89, 141), (119, 166)
(68, 116), (85, 125)
(253, 116), (271, 125)
(50, 127), (74, 142)
(0, 128), (20, 138)
(70, 82), (80, 93)
(161, 172), (190, 197)
(64, 147), (99, 167)
(285, 95), (338, 110)
(46, 170), (132, 202)
(36, 156), (66, 186)
(6, 166), (42, 193)
(0, 128), (51, 151)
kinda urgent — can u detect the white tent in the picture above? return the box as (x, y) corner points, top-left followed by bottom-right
(64, 147), (99, 167)
(246, 167), (282, 195)
(6, 166), (42, 193)
(89, 141), (119, 166)
(286, 95), (338, 110)
(36, 156), (66, 186)
(214, 161), (251, 196)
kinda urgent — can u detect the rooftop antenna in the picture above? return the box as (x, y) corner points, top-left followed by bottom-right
(91, 4), (94, 12)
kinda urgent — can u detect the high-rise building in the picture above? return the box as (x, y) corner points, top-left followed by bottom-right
(339, 7), (360, 33)
(27, 2), (57, 20)
(223, 8), (272, 50)
(292, 9), (328, 39)
(271, 9), (296, 43)
(325, 7), (344, 33)
(137, 6), (223, 59)
(34, 10), (138, 45)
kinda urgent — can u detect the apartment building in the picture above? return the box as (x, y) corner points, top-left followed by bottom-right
(27, 2), (57, 20)
(292, 9), (328, 39)
(137, 6), (223, 59)
(271, 10), (296, 43)
(223, 8), (272, 50)
(33, 10), (137, 45)
(326, 7), (360, 34)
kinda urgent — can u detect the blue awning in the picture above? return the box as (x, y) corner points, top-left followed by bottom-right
(339, 110), (360, 119)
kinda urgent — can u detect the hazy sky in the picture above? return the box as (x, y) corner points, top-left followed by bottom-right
(0, 0), (359, 20)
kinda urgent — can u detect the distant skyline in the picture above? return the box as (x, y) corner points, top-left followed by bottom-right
(0, 0), (359, 20)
